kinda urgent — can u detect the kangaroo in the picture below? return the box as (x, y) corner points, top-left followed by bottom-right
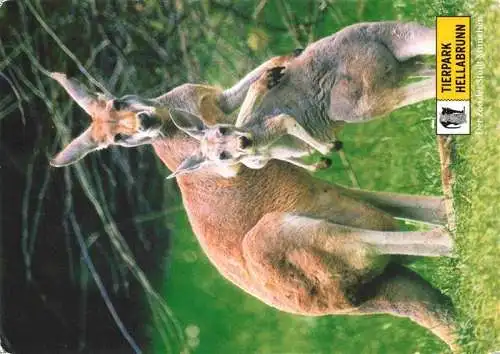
(171, 21), (436, 177)
(49, 22), (458, 351)
(440, 106), (467, 129)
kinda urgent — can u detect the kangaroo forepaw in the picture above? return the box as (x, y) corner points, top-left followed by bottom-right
(267, 66), (286, 89)
(332, 140), (343, 151)
(316, 157), (332, 170)
(319, 141), (343, 155)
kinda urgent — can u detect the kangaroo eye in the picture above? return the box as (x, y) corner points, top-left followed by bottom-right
(114, 133), (126, 142)
(219, 151), (230, 160)
(218, 127), (228, 135)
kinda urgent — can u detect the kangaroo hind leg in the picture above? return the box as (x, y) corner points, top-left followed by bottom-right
(241, 212), (388, 315)
(366, 22), (436, 61)
(339, 187), (448, 226)
(356, 263), (457, 351)
(242, 213), (453, 315)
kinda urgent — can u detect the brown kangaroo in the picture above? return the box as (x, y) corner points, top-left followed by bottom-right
(49, 22), (457, 351)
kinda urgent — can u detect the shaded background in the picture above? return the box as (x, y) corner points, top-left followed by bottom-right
(0, 0), (472, 354)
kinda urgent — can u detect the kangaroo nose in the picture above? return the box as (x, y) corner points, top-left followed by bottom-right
(138, 112), (160, 129)
(239, 136), (253, 149)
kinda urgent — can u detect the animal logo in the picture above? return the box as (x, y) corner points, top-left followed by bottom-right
(439, 106), (467, 129)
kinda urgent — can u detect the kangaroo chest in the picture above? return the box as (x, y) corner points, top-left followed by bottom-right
(178, 180), (265, 289)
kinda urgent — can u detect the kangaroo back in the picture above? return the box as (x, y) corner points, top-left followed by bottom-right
(252, 22), (435, 140)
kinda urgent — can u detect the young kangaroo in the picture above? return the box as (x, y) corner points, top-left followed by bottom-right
(171, 21), (436, 177)
(49, 22), (458, 352)
(167, 65), (342, 178)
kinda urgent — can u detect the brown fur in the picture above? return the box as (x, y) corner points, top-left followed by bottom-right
(152, 112), (456, 349)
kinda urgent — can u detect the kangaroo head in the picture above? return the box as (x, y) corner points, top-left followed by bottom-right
(50, 73), (165, 167)
(167, 109), (254, 178)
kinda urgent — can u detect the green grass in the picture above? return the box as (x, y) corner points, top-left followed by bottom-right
(149, 0), (500, 353)
(445, 1), (500, 352)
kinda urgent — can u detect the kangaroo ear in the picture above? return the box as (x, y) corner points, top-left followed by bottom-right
(50, 127), (99, 167)
(50, 72), (102, 116)
(169, 109), (207, 141)
(166, 152), (207, 179)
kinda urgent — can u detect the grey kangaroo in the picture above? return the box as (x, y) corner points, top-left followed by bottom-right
(169, 21), (436, 177)
(49, 22), (458, 351)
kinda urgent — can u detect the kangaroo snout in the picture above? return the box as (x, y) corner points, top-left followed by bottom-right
(138, 112), (162, 130)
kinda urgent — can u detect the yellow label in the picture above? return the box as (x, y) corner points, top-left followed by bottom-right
(436, 17), (470, 100)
